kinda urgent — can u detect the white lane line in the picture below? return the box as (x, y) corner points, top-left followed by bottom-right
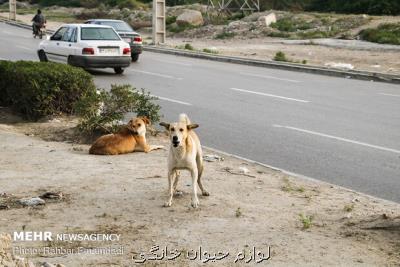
(152, 58), (193, 67)
(240, 72), (301, 83)
(379, 93), (400, 98)
(152, 95), (192, 106)
(230, 87), (310, 103)
(273, 124), (400, 155)
(129, 69), (183, 80)
(16, 45), (32, 51)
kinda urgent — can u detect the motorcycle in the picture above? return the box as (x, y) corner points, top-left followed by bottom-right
(33, 23), (46, 39)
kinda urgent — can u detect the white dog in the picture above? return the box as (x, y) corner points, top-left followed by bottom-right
(160, 114), (209, 208)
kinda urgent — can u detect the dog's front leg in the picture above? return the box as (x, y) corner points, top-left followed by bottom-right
(143, 144), (164, 153)
(163, 170), (175, 207)
(190, 168), (199, 208)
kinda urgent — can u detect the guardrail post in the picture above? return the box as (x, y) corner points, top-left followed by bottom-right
(9, 0), (16, 21)
(152, 0), (166, 44)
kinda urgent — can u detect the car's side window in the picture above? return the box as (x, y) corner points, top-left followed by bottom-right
(68, 28), (77, 43)
(51, 27), (68, 41)
(61, 27), (74, 42)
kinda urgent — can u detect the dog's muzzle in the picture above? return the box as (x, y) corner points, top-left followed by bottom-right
(172, 136), (180, 147)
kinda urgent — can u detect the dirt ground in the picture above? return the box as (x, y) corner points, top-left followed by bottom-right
(164, 37), (400, 75)
(0, 110), (400, 267)
(2, 12), (400, 75)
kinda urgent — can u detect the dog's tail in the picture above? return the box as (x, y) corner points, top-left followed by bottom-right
(179, 113), (191, 124)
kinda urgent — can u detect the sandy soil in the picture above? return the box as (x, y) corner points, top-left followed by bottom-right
(0, 110), (399, 267)
(1, 12), (400, 76)
(164, 37), (400, 75)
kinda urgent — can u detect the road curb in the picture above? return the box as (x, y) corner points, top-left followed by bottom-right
(143, 45), (400, 84)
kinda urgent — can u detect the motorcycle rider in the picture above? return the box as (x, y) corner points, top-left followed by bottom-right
(31, 9), (46, 36)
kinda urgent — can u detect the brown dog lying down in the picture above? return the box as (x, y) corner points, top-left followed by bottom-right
(89, 117), (163, 155)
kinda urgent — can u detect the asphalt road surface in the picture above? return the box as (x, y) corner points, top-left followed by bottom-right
(1, 22), (399, 202)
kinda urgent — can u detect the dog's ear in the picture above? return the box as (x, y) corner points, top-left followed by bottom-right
(187, 124), (199, 130)
(139, 116), (150, 125)
(159, 122), (170, 130)
(127, 120), (136, 131)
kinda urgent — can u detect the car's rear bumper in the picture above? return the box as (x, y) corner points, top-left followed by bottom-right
(70, 56), (131, 68)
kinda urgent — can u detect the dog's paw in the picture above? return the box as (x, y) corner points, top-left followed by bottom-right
(153, 145), (165, 150)
(191, 199), (199, 208)
(202, 191), (210, 196)
(163, 201), (172, 207)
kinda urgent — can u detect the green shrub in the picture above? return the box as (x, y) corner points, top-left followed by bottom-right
(166, 16), (177, 25)
(184, 43), (194, 50)
(202, 48), (218, 54)
(0, 60), (96, 120)
(75, 84), (161, 134)
(273, 51), (289, 62)
(271, 17), (312, 32)
(167, 23), (196, 33)
(360, 23), (400, 45)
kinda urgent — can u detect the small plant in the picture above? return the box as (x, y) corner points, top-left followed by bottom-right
(167, 23), (196, 33)
(235, 207), (242, 217)
(202, 48), (218, 54)
(274, 51), (289, 62)
(281, 178), (306, 193)
(75, 84), (161, 134)
(302, 59), (308, 64)
(214, 31), (236, 39)
(166, 15), (177, 25)
(184, 43), (194, 50)
(344, 204), (355, 212)
(299, 213), (313, 229)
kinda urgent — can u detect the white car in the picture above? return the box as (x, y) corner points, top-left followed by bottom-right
(37, 24), (131, 74)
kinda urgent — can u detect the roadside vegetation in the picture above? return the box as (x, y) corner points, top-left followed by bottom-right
(14, 0), (400, 15)
(268, 14), (370, 39)
(273, 51), (307, 64)
(175, 43), (219, 54)
(360, 23), (400, 45)
(0, 61), (161, 135)
(75, 84), (160, 134)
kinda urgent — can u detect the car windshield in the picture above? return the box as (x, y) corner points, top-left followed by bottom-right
(100, 21), (133, 32)
(81, 27), (121, 40)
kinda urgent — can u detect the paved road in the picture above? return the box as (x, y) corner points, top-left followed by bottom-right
(1, 22), (399, 202)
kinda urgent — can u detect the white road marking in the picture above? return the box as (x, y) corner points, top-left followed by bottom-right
(273, 124), (400, 155)
(379, 93), (400, 98)
(129, 69), (183, 80)
(152, 58), (193, 67)
(230, 87), (310, 103)
(240, 72), (301, 83)
(152, 95), (192, 106)
(16, 45), (32, 51)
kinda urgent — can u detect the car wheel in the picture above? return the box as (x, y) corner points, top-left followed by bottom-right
(131, 54), (139, 62)
(38, 50), (48, 62)
(114, 67), (124, 74)
(67, 56), (74, 66)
